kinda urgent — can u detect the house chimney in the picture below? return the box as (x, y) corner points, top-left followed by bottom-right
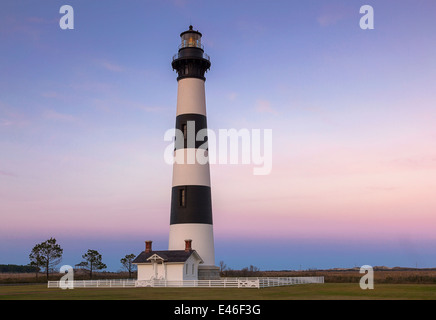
(145, 240), (152, 253)
(184, 239), (192, 252)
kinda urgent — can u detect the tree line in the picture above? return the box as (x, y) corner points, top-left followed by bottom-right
(0, 264), (38, 273)
(219, 260), (261, 277)
(28, 237), (137, 279)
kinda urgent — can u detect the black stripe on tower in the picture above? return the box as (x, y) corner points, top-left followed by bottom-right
(172, 57), (211, 81)
(171, 113), (212, 225)
(175, 113), (208, 150)
(170, 185), (212, 225)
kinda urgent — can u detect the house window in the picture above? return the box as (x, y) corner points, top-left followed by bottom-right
(192, 264), (194, 274)
(185, 264), (188, 274)
(179, 188), (186, 207)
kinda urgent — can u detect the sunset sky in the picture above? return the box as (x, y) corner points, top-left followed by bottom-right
(1, 0), (436, 271)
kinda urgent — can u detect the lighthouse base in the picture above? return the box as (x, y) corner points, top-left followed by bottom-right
(198, 265), (221, 280)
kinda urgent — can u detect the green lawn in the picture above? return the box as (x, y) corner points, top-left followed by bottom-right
(1, 283), (436, 300)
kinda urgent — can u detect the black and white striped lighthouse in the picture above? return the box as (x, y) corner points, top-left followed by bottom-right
(169, 26), (219, 279)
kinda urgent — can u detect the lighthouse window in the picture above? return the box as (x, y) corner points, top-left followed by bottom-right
(182, 124), (187, 139)
(185, 65), (189, 75)
(179, 188), (186, 207)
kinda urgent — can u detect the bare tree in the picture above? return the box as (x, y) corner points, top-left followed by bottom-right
(219, 260), (227, 273)
(120, 254), (137, 279)
(249, 265), (260, 273)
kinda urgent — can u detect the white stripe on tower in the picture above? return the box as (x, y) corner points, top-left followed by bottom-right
(172, 149), (211, 187)
(176, 78), (207, 116)
(169, 26), (216, 267)
(168, 224), (215, 267)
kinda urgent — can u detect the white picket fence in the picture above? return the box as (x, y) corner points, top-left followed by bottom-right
(48, 279), (136, 288)
(258, 277), (324, 288)
(47, 277), (324, 289)
(135, 278), (259, 288)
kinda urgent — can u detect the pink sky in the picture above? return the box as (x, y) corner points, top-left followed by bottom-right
(1, 0), (436, 270)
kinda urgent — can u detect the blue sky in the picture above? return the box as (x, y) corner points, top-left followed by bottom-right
(1, 0), (436, 272)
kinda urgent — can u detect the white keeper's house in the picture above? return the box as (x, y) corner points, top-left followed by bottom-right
(133, 240), (204, 281)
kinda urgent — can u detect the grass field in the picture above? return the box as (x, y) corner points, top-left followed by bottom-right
(1, 283), (436, 300)
(1, 269), (435, 300)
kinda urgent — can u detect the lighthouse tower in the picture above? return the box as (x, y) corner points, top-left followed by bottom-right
(169, 26), (220, 280)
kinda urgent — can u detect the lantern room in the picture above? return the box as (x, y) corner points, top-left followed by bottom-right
(180, 25), (203, 49)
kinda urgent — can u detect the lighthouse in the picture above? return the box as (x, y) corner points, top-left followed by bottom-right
(168, 26), (220, 280)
